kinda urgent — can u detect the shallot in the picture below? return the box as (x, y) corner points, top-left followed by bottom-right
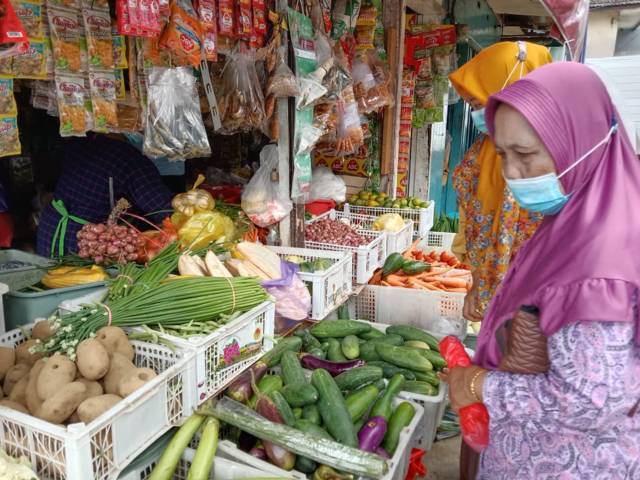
(305, 218), (368, 247)
(77, 223), (144, 265)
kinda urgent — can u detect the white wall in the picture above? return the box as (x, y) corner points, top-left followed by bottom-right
(587, 10), (620, 58)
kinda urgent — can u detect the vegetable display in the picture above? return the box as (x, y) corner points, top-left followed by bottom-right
(305, 218), (368, 247)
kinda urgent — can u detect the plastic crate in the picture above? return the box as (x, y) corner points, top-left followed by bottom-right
(305, 210), (387, 285)
(344, 201), (435, 238)
(424, 231), (457, 251)
(334, 211), (413, 257)
(268, 246), (353, 320)
(0, 250), (53, 291)
(140, 301), (276, 405)
(218, 399), (424, 480)
(354, 285), (467, 339)
(0, 325), (196, 480)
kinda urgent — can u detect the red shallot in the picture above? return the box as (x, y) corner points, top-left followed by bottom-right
(305, 218), (368, 247)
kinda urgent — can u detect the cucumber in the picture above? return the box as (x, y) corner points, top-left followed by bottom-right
(404, 340), (430, 350)
(311, 368), (358, 447)
(375, 344), (433, 373)
(307, 347), (326, 359)
(295, 419), (333, 441)
(337, 303), (350, 320)
(334, 366), (383, 392)
(261, 337), (303, 367)
(373, 378), (386, 390)
(385, 325), (439, 351)
(302, 404), (321, 425)
(382, 402), (415, 454)
(345, 384), (380, 421)
(281, 351), (306, 386)
(248, 375), (283, 408)
(366, 361), (416, 381)
(281, 383), (319, 407)
(295, 456), (317, 474)
(293, 408), (303, 419)
(402, 380), (438, 396)
(310, 320), (371, 338)
(359, 329), (385, 341)
(370, 374), (405, 421)
(300, 329), (322, 352)
(412, 370), (440, 386)
(402, 260), (430, 275)
(382, 252), (405, 276)
(269, 391), (296, 426)
(417, 349), (447, 370)
(327, 338), (347, 362)
(341, 335), (360, 360)
(359, 342), (381, 361)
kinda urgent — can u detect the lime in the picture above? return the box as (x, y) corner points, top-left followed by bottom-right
(400, 199), (408, 207)
(368, 200), (380, 207)
(349, 195), (359, 203)
(392, 202), (401, 208)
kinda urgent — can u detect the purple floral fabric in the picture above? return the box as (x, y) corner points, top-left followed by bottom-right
(479, 320), (640, 479)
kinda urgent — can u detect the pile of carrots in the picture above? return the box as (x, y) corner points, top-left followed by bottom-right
(370, 244), (472, 293)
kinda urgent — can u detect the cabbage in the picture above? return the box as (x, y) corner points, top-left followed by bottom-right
(372, 213), (405, 233)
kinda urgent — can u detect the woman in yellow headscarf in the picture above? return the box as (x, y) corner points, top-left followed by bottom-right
(449, 42), (552, 326)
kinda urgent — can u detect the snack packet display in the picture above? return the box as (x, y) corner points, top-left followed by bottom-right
(113, 68), (125, 100)
(0, 77), (16, 115)
(0, 115), (21, 157)
(48, 6), (83, 73)
(12, 40), (48, 78)
(88, 70), (118, 132)
(335, 85), (364, 155)
(111, 31), (128, 68)
(12, 0), (44, 39)
(159, 0), (203, 67)
(55, 73), (87, 136)
(83, 8), (115, 70)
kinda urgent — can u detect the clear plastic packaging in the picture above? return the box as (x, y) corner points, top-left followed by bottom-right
(335, 85), (364, 155)
(266, 47), (300, 98)
(262, 261), (311, 321)
(543, 0), (589, 60)
(143, 67), (211, 160)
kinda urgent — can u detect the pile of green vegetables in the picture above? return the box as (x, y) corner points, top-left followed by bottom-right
(202, 319), (445, 479)
(431, 213), (459, 233)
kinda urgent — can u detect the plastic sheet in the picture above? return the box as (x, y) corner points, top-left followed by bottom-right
(262, 261), (311, 321)
(541, 0), (589, 61)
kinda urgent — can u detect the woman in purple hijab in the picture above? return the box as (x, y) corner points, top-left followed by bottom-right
(441, 62), (640, 478)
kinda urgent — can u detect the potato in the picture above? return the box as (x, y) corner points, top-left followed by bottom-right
(37, 382), (87, 424)
(0, 347), (15, 381)
(37, 354), (76, 399)
(68, 410), (81, 424)
(117, 368), (157, 397)
(0, 399), (29, 414)
(32, 320), (56, 341)
(9, 376), (28, 406)
(3, 363), (30, 396)
(76, 378), (103, 398)
(103, 352), (136, 395)
(25, 360), (45, 414)
(96, 327), (134, 361)
(15, 339), (42, 367)
(76, 394), (122, 423)
(76, 339), (110, 381)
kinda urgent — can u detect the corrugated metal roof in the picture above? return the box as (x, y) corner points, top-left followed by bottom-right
(591, 0), (640, 9)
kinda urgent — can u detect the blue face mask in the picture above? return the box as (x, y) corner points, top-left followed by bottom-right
(506, 123), (618, 215)
(471, 108), (488, 134)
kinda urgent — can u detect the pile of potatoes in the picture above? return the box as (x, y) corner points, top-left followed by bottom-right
(0, 322), (157, 425)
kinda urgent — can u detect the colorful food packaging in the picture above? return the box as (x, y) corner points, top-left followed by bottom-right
(0, 77), (17, 115)
(83, 8), (115, 70)
(113, 68), (125, 100)
(0, 115), (21, 157)
(48, 6), (83, 73)
(111, 30), (128, 68)
(159, 0), (203, 67)
(47, 0), (79, 10)
(217, 0), (233, 36)
(55, 73), (87, 136)
(88, 70), (118, 132)
(81, 0), (108, 9)
(11, 0), (44, 39)
(12, 39), (48, 78)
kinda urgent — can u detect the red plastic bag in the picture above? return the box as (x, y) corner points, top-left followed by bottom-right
(439, 336), (490, 453)
(0, 0), (28, 49)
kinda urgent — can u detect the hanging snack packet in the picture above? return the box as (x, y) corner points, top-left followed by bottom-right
(0, 77), (17, 115)
(47, 0), (79, 10)
(266, 47), (299, 98)
(12, 40), (47, 78)
(203, 31), (217, 61)
(83, 8), (115, 70)
(335, 85), (364, 155)
(331, 0), (361, 39)
(112, 30), (128, 68)
(235, 0), (251, 39)
(48, 6), (83, 73)
(159, 0), (203, 67)
(114, 68), (126, 100)
(81, 0), (109, 9)
(196, 0), (216, 30)
(12, 0), (44, 39)
(217, 0), (233, 36)
(88, 70), (118, 132)
(0, 115), (21, 157)
(55, 73), (87, 136)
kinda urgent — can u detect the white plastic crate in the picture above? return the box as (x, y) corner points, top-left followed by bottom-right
(0, 325), (196, 480)
(218, 399), (424, 480)
(354, 285), (467, 339)
(344, 201), (435, 238)
(143, 301), (276, 405)
(268, 246), (353, 320)
(424, 231), (457, 251)
(306, 210), (387, 285)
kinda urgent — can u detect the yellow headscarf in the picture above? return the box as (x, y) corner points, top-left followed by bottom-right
(449, 42), (552, 215)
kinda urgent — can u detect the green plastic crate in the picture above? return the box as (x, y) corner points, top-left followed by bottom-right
(0, 250), (53, 291)
(4, 281), (108, 330)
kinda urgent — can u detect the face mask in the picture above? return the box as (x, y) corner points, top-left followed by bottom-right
(506, 123), (618, 215)
(471, 108), (488, 133)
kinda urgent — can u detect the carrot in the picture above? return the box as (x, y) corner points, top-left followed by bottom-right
(369, 270), (383, 285)
(385, 278), (407, 287)
(381, 280), (392, 286)
(411, 278), (444, 291)
(385, 273), (408, 283)
(429, 277), (469, 289)
(416, 267), (454, 279)
(445, 287), (468, 293)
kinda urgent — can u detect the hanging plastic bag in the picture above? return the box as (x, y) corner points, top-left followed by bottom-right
(335, 85), (364, 156)
(143, 66), (211, 160)
(295, 124), (324, 156)
(171, 174), (215, 219)
(178, 211), (236, 249)
(242, 144), (293, 228)
(262, 261), (311, 321)
(266, 47), (299, 98)
(309, 166), (346, 203)
(218, 48), (266, 133)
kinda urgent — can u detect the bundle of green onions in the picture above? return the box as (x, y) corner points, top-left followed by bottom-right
(39, 276), (269, 356)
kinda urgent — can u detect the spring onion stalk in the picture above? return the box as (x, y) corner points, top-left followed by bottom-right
(148, 414), (205, 480)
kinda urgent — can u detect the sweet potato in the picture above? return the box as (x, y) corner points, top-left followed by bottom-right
(3, 363), (30, 396)
(15, 339), (42, 367)
(37, 354), (76, 399)
(77, 394), (122, 423)
(0, 399), (29, 414)
(37, 382), (88, 424)
(0, 347), (15, 381)
(96, 326), (134, 361)
(117, 368), (157, 397)
(76, 338), (110, 380)
(103, 352), (136, 395)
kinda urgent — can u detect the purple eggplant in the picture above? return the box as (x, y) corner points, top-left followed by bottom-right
(255, 395), (297, 470)
(358, 416), (388, 453)
(300, 354), (365, 376)
(249, 446), (267, 461)
(226, 362), (268, 403)
(375, 447), (391, 459)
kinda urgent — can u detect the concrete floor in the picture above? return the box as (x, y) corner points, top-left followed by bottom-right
(423, 436), (461, 479)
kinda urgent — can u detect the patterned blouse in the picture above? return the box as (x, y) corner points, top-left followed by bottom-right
(479, 319), (640, 479)
(452, 137), (543, 314)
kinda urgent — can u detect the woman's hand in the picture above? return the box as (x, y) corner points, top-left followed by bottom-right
(463, 270), (484, 322)
(439, 366), (487, 412)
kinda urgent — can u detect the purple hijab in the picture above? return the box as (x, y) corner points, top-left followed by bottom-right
(475, 62), (640, 369)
